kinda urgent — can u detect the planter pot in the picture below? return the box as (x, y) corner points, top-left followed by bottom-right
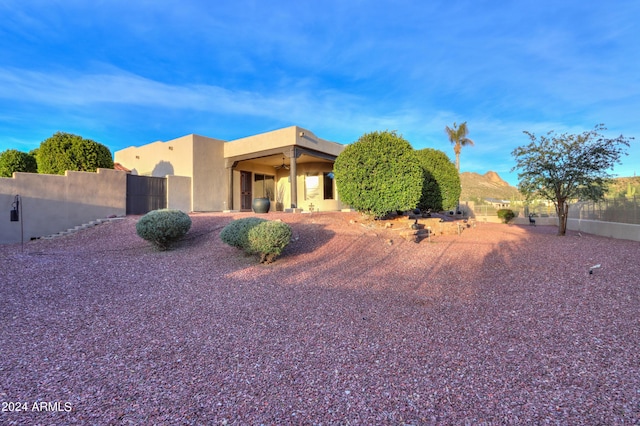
(252, 197), (271, 214)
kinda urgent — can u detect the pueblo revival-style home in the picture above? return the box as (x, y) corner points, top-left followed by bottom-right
(114, 126), (348, 213)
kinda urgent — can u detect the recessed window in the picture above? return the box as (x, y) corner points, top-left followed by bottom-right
(254, 174), (275, 200)
(305, 174), (320, 200)
(323, 172), (334, 200)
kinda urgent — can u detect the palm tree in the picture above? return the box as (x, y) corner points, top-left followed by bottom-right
(445, 121), (474, 171)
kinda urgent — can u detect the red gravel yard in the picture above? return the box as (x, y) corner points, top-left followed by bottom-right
(1, 212), (639, 424)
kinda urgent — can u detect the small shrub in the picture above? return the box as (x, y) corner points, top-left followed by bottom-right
(136, 209), (192, 250)
(220, 217), (267, 251)
(497, 209), (516, 223)
(247, 220), (292, 263)
(220, 218), (292, 263)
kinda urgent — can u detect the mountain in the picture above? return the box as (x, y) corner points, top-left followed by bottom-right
(606, 176), (640, 198)
(460, 171), (523, 202)
(459, 172), (639, 203)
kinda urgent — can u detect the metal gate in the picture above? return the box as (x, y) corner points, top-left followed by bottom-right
(126, 175), (167, 215)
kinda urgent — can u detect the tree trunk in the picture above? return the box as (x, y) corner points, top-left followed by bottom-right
(556, 200), (569, 236)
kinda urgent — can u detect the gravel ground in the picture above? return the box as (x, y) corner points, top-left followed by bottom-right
(1, 211), (639, 425)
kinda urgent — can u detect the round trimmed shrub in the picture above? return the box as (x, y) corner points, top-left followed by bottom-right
(334, 130), (423, 218)
(0, 149), (38, 177)
(415, 148), (461, 212)
(497, 209), (516, 223)
(37, 131), (113, 174)
(247, 220), (292, 263)
(136, 209), (192, 250)
(220, 217), (267, 251)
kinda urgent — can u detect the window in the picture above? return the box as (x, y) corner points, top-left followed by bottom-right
(254, 174), (275, 200)
(323, 172), (334, 200)
(305, 174), (320, 200)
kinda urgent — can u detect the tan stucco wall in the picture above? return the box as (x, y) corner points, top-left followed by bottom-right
(167, 175), (191, 212)
(231, 162), (280, 210)
(295, 162), (344, 212)
(115, 134), (227, 212)
(0, 168), (126, 244)
(224, 126), (344, 158)
(192, 135), (226, 211)
(567, 218), (640, 242)
(512, 216), (558, 226)
(115, 127), (346, 212)
(115, 135), (195, 178)
(230, 161), (344, 212)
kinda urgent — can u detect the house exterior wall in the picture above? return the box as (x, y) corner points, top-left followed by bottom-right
(167, 175), (191, 212)
(295, 162), (344, 212)
(115, 134), (227, 212)
(114, 126), (347, 213)
(232, 162), (279, 211)
(115, 135), (195, 178)
(224, 126), (344, 159)
(192, 135), (226, 211)
(0, 168), (126, 244)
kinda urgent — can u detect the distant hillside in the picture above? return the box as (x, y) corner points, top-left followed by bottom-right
(459, 173), (640, 202)
(606, 176), (640, 198)
(460, 171), (523, 202)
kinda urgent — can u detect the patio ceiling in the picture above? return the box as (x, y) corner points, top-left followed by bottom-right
(225, 146), (337, 169)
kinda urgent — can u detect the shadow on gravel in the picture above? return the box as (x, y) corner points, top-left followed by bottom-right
(3, 217), (640, 424)
(172, 215), (235, 250)
(282, 222), (336, 258)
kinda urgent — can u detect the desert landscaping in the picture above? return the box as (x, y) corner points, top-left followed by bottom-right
(1, 211), (639, 424)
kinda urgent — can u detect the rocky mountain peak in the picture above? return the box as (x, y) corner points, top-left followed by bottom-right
(484, 171), (509, 186)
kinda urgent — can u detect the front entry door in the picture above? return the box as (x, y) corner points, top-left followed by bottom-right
(240, 171), (252, 210)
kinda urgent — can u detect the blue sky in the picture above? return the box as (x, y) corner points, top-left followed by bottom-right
(1, 0), (638, 185)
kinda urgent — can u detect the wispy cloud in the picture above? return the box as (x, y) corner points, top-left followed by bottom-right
(1, 0), (639, 185)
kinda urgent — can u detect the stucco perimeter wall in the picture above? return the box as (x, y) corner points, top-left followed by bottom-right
(225, 126), (344, 158)
(0, 168), (126, 244)
(567, 218), (640, 242)
(513, 217), (640, 241)
(512, 216), (559, 226)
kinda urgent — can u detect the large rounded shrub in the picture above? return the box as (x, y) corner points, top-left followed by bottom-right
(334, 130), (423, 217)
(220, 217), (267, 251)
(248, 220), (292, 263)
(136, 209), (192, 250)
(0, 149), (38, 177)
(415, 148), (461, 212)
(37, 131), (114, 174)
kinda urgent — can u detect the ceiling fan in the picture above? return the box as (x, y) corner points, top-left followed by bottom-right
(274, 157), (290, 170)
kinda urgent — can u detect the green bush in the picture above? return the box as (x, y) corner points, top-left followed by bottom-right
(37, 132), (114, 174)
(136, 209), (192, 250)
(248, 220), (292, 263)
(497, 209), (516, 223)
(0, 149), (38, 177)
(333, 130), (423, 217)
(415, 148), (461, 212)
(220, 217), (267, 251)
(220, 218), (292, 263)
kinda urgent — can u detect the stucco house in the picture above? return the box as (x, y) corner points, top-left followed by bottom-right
(114, 126), (348, 213)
